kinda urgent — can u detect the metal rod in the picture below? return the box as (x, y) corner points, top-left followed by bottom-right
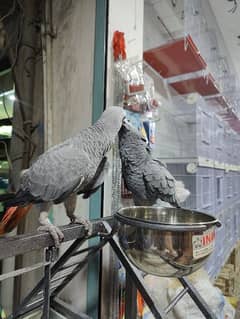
(26, 298), (44, 308)
(100, 221), (166, 318)
(179, 277), (218, 319)
(60, 240), (110, 271)
(164, 287), (189, 314)
(49, 271), (73, 284)
(109, 236), (166, 319)
(72, 243), (106, 256)
(12, 237), (87, 318)
(58, 259), (88, 271)
(51, 239), (108, 298)
(156, 15), (175, 40)
(42, 248), (52, 319)
(0, 217), (114, 260)
(51, 298), (91, 319)
(38, 269), (87, 296)
(125, 272), (137, 319)
(0, 262), (49, 281)
(50, 283), (64, 292)
(12, 300), (44, 319)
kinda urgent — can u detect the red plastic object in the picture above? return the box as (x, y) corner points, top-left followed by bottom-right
(218, 108), (240, 132)
(170, 74), (220, 96)
(143, 35), (207, 78)
(112, 30), (127, 61)
(227, 119), (240, 132)
(211, 96), (229, 109)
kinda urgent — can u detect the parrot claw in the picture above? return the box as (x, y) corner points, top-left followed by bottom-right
(70, 217), (92, 236)
(38, 224), (64, 248)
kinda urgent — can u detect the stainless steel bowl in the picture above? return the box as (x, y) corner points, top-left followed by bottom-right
(115, 206), (221, 277)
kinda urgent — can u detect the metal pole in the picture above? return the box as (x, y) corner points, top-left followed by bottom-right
(125, 272), (137, 319)
(51, 239), (108, 298)
(164, 287), (189, 314)
(109, 235), (166, 319)
(42, 248), (52, 319)
(51, 298), (91, 319)
(179, 277), (218, 319)
(12, 237), (87, 318)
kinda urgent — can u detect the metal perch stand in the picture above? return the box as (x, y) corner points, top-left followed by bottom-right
(0, 217), (217, 319)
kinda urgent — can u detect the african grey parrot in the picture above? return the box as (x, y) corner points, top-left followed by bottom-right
(118, 121), (190, 207)
(0, 106), (125, 246)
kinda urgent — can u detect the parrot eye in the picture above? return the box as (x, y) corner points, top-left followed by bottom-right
(122, 117), (130, 125)
(123, 116), (129, 121)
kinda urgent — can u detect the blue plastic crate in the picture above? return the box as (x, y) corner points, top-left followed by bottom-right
(213, 169), (225, 212)
(224, 130), (234, 164)
(223, 171), (233, 206)
(196, 109), (214, 159)
(213, 115), (224, 162)
(167, 163), (216, 213)
(232, 171), (238, 199)
(196, 167), (214, 212)
(169, 165), (197, 210)
(170, 95), (215, 159)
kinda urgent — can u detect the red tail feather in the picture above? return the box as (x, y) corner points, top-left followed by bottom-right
(0, 204), (33, 234)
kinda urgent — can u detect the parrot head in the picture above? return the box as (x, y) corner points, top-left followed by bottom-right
(99, 106), (126, 134)
(119, 118), (147, 142)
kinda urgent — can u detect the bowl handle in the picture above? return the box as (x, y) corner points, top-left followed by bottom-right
(168, 225), (208, 231)
(214, 220), (222, 228)
(167, 221), (221, 231)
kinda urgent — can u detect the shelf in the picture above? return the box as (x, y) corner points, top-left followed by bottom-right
(160, 157), (240, 171)
(170, 74), (220, 96)
(143, 35), (207, 78)
(143, 35), (240, 131)
(208, 96), (229, 109)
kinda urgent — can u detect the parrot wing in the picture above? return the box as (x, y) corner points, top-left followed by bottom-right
(82, 156), (110, 199)
(143, 159), (180, 207)
(21, 143), (93, 202)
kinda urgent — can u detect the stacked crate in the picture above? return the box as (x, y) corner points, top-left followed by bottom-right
(215, 264), (235, 296)
(214, 241), (240, 297)
(230, 242), (240, 297)
(213, 115), (224, 164)
(167, 163), (215, 214)
(155, 95), (215, 160)
(160, 95), (240, 279)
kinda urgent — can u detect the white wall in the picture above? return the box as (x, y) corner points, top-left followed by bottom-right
(101, 1), (144, 318)
(104, 0), (144, 216)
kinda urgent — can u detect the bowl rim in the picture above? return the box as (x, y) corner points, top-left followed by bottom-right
(115, 206), (221, 232)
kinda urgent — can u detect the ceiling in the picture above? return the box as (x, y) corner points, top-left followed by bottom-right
(144, 0), (240, 81)
(208, 0), (240, 78)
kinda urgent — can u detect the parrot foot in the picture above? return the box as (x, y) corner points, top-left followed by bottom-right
(70, 216), (92, 236)
(38, 224), (64, 248)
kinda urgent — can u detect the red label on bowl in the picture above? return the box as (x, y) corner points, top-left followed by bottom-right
(192, 227), (215, 260)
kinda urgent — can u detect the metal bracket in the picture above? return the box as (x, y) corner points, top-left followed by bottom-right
(97, 220), (116, 238)
(5, 219), (218, 319)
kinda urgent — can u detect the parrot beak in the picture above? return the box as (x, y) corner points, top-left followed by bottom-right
(119, 117), (134, 136)
(122, 117), (134, 129)
(121, 118), (143, 137)
(122, 116), (128, 125)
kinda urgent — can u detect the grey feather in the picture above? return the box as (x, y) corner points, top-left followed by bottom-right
(14, 106), (125, 205)
(118, 122), (180, 207)
(82, 156), (110, 199)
